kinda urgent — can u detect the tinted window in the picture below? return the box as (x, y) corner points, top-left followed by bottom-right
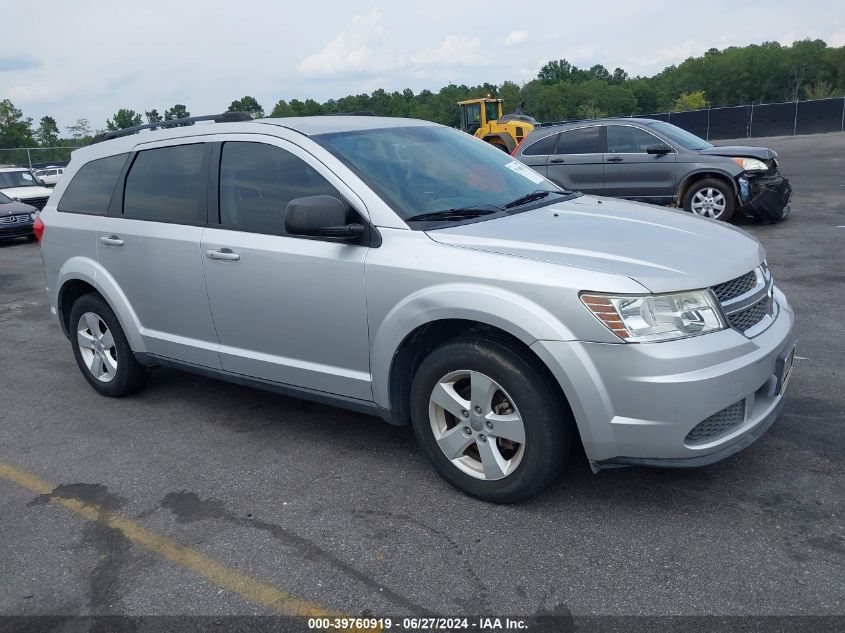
(607, 125), (668, 153)
(57, 153), (128, 214)
(485, 101), (499, 123)
(123, 144), (206, 223)
(523, 133), (558, 156)
(219, 142), (340, 235)
(554, 127), (601, 154)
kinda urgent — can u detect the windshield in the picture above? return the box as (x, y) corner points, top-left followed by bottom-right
(0, 170), (39, 188)
(646, 121), (713, 150)
(314, 125), (567, 221)
(0, 191), (12, 204)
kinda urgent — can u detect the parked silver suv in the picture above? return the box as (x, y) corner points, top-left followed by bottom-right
(38, 114), (796, 503)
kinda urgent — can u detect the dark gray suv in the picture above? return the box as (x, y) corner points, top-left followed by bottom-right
(513, 118), (792, 222)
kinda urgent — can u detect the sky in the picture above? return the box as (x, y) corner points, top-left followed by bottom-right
(2, 0), (844, 134)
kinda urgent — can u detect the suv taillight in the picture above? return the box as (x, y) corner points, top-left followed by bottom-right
(33, 216), (45, 242)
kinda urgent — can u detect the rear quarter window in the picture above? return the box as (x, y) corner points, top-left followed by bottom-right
(57, 153), (129, 214)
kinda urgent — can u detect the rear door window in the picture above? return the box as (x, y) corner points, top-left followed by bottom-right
(523, 133), (558, 156)
(123, 144), (206, 224)
(554, 127), (602, 154)
(57, 153), (128, 215)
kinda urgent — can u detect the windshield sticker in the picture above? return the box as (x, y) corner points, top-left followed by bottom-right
(22, 173), (33, 181)
(504, 160), (546, 184)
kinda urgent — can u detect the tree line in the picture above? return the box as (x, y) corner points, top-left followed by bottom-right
(1, 38), (843, 161)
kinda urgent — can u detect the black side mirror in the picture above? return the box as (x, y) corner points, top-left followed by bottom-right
(285, 195), (366, 243)
(647, 145), (672, 155)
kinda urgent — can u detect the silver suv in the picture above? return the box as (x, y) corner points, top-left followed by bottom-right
(37, 114), (796, 503)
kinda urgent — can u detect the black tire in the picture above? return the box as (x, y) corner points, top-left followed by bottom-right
(410, 336), (571, 503)
(682, 178), (736, 222)
(27, 234), (38, 241)
(68, 292), (148, 397)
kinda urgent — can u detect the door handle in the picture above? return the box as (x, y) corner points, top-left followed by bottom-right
(205, 248), (240, 261)
(549, 158), (566, 164)
(606, 157), (623, 163)
(99, 235), (124, 246)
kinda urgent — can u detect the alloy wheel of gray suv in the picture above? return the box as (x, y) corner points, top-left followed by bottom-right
(410, 336), (571, 503)
(69, 293), (148, 397)
(683, 178), (736, 221)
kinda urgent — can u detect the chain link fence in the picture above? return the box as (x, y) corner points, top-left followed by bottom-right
(639, 96), (845, 140)
(0, 146), (77, 169)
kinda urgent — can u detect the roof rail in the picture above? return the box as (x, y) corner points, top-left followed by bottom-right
(90, 111), (253, 144)
(326, 111), (377, 116)
(535, 118), (590, 128)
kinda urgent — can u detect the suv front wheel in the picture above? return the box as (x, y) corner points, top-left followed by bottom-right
(683, 178), (736, 221)
(410, 336), (570, 503)
(69, 293), (148, 397)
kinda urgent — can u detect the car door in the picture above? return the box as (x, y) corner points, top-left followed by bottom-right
(544, 126), (604, 194)
(96, 140), (221, 368)
(517, 132), (559, 178)
(603, 124), (676, 202)
(201, 138), (372, 401)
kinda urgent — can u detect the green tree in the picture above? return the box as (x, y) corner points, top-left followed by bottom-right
(228, 96), (264, 118)
(0, 99), (35, 148)
(804, 80), (836, 99)
(106, 109), (142, 131)
(164, 104), (192, 126)
(145, 109), (163, 124)
(36, 116), (60, 147)
(269, 99), (295, 117)
(67, 119), (91, 141)
(673, 90), (708, 112)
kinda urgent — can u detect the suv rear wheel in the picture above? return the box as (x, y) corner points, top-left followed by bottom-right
(69, 293), (148, 397)
(410, 336), (570, 503)
(683, 178), (736, 221)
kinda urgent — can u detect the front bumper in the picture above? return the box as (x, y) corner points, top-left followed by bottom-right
(0, 222), (34, 240)
(739, 173), (792, 222)
(531, 289), (795, 469)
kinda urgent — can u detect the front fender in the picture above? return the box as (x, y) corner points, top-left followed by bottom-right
(57, 256), (146, 353)
(370, 282), (576, 408)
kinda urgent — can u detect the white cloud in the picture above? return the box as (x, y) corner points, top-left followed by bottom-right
(411, 35), (483, 67)
(504, 30), (529, 47)
(298, 8), (401, 77)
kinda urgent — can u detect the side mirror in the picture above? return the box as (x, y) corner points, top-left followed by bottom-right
(647, 145), (672, 155)
(285, 195), (366, 243)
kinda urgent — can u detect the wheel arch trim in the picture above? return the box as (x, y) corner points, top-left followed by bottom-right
(56, 257), (146, 353)
(370, 283), (576, 409)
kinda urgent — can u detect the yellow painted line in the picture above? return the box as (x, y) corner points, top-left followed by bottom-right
(0, 461), (344, 618)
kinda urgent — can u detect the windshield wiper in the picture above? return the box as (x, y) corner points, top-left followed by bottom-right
(503, 189), (570, 210)
(404, 207), (499, 222)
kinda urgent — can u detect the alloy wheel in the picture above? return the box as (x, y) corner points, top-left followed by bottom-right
(428, 370), (526, 480)
(76, 312), (118, 383)
(690, 187), (727, 219)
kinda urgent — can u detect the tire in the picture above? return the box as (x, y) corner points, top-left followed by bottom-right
(683, 178), (736, 222)
(410, 336), (571, 503)
(26, 234), (37, 241)
(69, 292), (148, 397)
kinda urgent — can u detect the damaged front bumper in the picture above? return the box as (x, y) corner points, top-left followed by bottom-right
(738, 172), (792, 222)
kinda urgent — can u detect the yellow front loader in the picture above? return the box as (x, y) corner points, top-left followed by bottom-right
(457, 98), (538, 153)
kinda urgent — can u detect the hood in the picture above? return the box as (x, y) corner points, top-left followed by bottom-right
(0, 200), (36, 215)
(699, 145), (777, 160)
(0, 185), (53, 199)
(426, 196), (764, 294)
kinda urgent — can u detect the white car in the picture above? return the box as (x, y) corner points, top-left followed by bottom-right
(0, 167), (54, 211)
(33, 166), (66, 187)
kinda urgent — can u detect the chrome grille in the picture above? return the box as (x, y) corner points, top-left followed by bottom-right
(712, 271), (757, 302)
(685, 400), (746, 445)
(22, 196), (49, 210)
(728, 298), (770, 332)
(0, 214), (31, 225)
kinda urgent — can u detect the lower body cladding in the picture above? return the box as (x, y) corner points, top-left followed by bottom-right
(738, 173), (792, 222)
(531, 292), (795, 471)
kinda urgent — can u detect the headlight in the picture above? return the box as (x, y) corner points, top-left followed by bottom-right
(581, 290), (725, 343)
(731, 157), (768, 171)
(30, 212), (38, 221)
